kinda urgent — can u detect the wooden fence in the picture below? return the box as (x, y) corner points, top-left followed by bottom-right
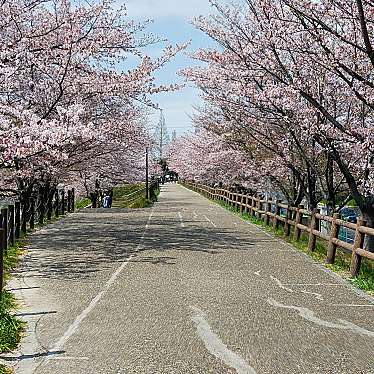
(0, 188), (75, 295)
(183, 181), (374, 277)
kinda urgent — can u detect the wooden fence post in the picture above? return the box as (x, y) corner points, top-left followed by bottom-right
(30, 198), (35, 230)
(273, 201), (281, 230)
(8, 205), (15, 247)
(293, 205), (304, 241)
(284, 206), (292, 237)
(0, 229), (4, 298)
(21, 202), (27, 235)
(326, 213), (340, 264)
(244, 196), (249, 215)
(1, 208), (8, 253)
(350, 218), (367, 277)
(264, 199), (271, 226)
(239, 195), (243, 214)
(308, 208), (319, 252)
(249, 197), (254, 217)
(15, 202), (21, 239)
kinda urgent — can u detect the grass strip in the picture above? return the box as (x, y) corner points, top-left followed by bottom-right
(0, 364), (13, 374)
(0, 240), (26, 373)
(0, 290), (25, 352)
(113, 184), (160, 209)
(75, 197), (91, 210)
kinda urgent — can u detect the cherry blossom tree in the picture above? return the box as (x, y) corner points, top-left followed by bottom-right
(0, 0), (185, 206)
(167, 128), (268, 191)
(179, 0), (372, 221)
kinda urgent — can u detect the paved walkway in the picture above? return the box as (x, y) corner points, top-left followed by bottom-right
(1, 184), (374, 373)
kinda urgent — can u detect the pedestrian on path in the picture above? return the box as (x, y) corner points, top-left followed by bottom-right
(103, 192), (111, 208)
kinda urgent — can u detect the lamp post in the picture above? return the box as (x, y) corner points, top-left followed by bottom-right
(145, 147), (149, 200)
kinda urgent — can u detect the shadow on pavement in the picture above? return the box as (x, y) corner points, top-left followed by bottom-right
(13, 185), (270, 282)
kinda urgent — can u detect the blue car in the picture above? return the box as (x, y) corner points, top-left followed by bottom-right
(340, 207), (358, 223)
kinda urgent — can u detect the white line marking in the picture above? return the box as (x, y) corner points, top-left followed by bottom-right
(331, 304), (374, 308)
(47, 208), (155, 356)
(204, 215), (217, 227)
(283, 283), (344, 287)
(254, 270), (261, 277)
(270, 276), (294, 293)
(191, 306), (256, 374)
(300, 290), (324, 301)
(50, 357), (89, 361)
(268, 298), (374, 338)
(193, 210), (198, 218)
(178, 211), (185, 228)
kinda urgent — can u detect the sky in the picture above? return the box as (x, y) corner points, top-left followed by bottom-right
(123, 0), (218, 137)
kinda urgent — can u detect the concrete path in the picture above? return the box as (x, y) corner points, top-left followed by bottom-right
(1, 184), (374, 374)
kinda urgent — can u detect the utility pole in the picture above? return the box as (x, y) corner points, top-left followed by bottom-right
(160, 109), (164, 159)
(145, 147), (149, 200)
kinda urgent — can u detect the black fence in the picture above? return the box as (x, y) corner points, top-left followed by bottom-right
(0, 188), (75, 295)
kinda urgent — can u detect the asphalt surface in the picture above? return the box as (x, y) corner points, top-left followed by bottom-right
(2, 183), (374, 374)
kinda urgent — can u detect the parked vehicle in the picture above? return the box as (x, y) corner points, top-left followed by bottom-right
(338, 207), (360, 244)
(340, 207), (359, 223)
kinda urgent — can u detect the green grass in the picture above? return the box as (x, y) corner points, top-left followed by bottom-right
(0, 291), (25, 353)
(4, 240), (25, 283)
(0, 240), (26, 359)
(129, 197), (153, 209)
(0, 364), (13, 374)
(113, 184), (159, 209)
(75, 197), (91, 210)
(113, 184), (145, 199)
(207, 195), (374, 296)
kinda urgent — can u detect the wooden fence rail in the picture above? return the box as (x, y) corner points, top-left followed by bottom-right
(0, 188), (75, 296)
(183, 181), (374, 277)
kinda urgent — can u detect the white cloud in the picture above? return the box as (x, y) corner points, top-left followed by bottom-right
(123, 0), (213, 20)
